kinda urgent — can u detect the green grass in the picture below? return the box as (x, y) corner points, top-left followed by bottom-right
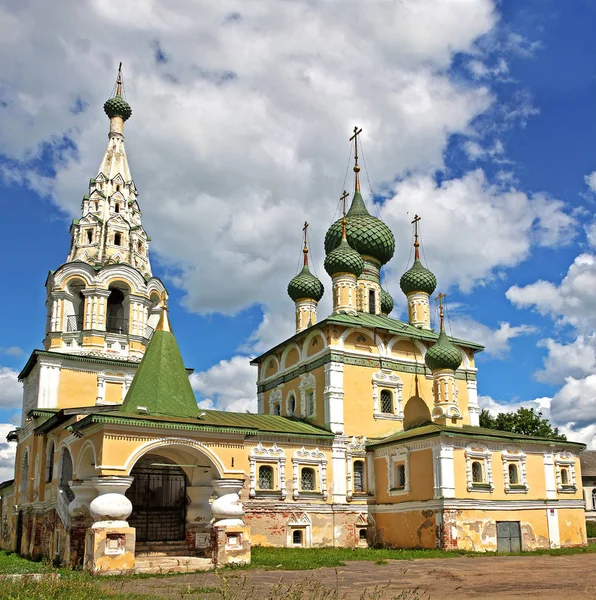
(249, 543), (596, 570)
(0, 551), (48, 574)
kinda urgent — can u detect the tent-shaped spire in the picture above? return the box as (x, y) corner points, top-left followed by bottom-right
(119, 297), (198, 418)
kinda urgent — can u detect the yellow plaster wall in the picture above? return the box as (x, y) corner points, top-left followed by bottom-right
(306, 332), (325, 358)
(374, 510), (437, 548)
(454, 508), (551, 551)
(284, 348), (300, 369)
(453, 448), (553, 500)
(374, 449), (434, 504)
(558, 508), (587, 547)
(344, 333), (379, 355)
(105, 382), (123, 404)
(58, 370), (98, 408)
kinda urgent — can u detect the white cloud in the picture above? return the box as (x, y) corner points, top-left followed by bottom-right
(0, 367), (21, 410)
(586, 221), (596, 248)
(449, 317), (535, 358)
(0, 347), (24, 358)
(585, 171), (596, 192)
(506, 253), (596, 334)
(382, 169), (575, 293)
(536, 334), (596, 385)
(479, 393), (596, 449)
(0, 423), (17, 483)
(190, 356), (257, 413)
(0, 0), (565, 357)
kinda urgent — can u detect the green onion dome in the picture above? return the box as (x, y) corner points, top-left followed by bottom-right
(400, 259), (437, 296)
(425, 330), (462, 372)
(380, 288), (394, 315)
(324, 237), (364, 278)
(287, 265), (324, 302)
(104, 95), (132, 121)
(324, 191), (395, 265)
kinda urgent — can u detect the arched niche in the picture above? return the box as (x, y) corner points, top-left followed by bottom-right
(403, 395), (432, 430)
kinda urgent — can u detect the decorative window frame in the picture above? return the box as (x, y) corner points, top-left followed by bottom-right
(292, 447), (327, 500)
(299, 372), (316, 419)
(465, 445), (494, 492)
(355, 513), (374, 548)
(249, 442), (286, 500)
(372, 370), (403, 421)
(555, 452), (577, 493)
(386, 448), (410, 496)
(346, 436), (367, 501)
(268, 387), (283, 416)
(502, 448), (528, 493)
(286, 512), (312, 548)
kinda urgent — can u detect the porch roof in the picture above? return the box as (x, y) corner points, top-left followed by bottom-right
(68, 409), (335, 438)
(367, 422), (586, 450)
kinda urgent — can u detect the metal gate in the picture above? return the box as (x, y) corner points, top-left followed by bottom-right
(497, 521), (521, 552)
(126, 455), (187, 542)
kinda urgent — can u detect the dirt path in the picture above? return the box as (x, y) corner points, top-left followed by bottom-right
(113, 554), (596, 599)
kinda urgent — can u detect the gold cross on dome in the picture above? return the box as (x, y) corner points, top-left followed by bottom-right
(340, 190), (349, 217)
(349, 126), (363, 191)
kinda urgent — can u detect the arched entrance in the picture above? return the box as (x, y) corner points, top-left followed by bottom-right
(126, 454), (187, 542)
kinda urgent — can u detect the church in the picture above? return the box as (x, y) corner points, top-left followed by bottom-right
(0, 68), (587, 574)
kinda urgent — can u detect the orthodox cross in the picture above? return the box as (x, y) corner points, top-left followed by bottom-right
(340, 190), (349, 237)
(116, 62), (123, 95)
(411, 214), (421, 258)
(340, 190), (349, 217)
(349, 126), (363, 191)
(302, 221), (309, 265)
(436, 292), (446, 330)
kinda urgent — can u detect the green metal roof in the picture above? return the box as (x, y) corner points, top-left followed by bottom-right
(70, 410), (334, 438)
(0, 480), (14, 493)
(119, 323), (200, 418)
(367, 422), (585, 450)
(325, 312), (484, 351)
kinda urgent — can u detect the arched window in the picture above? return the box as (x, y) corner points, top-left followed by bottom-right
(86, 229), (93, 244)
(258, 465), (274, 490)
(508, 463), (519, 485)
(106, 284), (129, 334)
(561, 468), (569, 485)
(301, 467), (315, 491)
(114, 232), (122, 246)
(272, 403), (281, 416)
(46, 442), (55, 483)
(472, 461), (483, 483)
(292, 529), (303, 545)
(359, 528), (367, 541)
(115, 203), (120, 213)
(307, 391), (315, 417)
(369, 289), (376, 314)
(60, 449), (75, 503)
(20, 450), (29, 494)
(396, 464), (406, 488)
(353, 461), (365, 493)
(380, 390), (393, 414)
(591, 489), (596, 510)
(288, 394), (296, 416)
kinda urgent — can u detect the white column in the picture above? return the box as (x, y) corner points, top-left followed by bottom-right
(257, 391), (265, 414)
(467, 379), (480, 426)
(433, 443), (455, 499)
(38, 360), (61, 409)
(407, 292), (431, 329)
(324, 361), (344, 434)
(331, 436), (347, 503)
(89, 476), (134, 527)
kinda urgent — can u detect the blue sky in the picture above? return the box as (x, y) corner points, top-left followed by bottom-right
(1, 0), (596, 476)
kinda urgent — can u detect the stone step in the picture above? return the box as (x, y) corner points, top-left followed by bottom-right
(133, 556), (213, 574)
(136, 541), (191, 556)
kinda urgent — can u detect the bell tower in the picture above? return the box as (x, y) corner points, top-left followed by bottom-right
(44, 65), (166, 362)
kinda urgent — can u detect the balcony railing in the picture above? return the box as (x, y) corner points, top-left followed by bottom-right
(63, 315), (154, 339)
(106, 316), (129, 334)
